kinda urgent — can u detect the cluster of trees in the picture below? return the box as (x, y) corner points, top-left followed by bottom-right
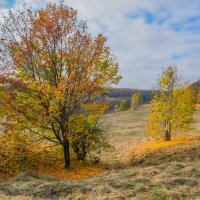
(0, 2), (121, 169)
(117, 93), (143, 111)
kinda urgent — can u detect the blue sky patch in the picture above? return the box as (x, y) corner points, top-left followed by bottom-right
(126, 8), (170, 25)
(171, 23), (182, 32)
(171, 15), (200, 33)
(171, 53), (188, 61)
(0, 0), (15, 8)
(126, 9), (156, 24)
(143, 10), (155, 24)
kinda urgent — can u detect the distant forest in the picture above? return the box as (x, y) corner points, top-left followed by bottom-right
(105, 79), (200, 112)
(107, 88), (152, 102)
(105, 88), (152, 112)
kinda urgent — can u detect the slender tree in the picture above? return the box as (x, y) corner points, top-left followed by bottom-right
(131, 93), (143, 110)
(0, 2), (121, 169)
(147, 66), (195, 141)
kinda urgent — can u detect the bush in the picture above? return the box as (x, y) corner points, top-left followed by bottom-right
(119, 100), (130, 111)
(0, 131), (41, 179)
(71, 117), (110, 162)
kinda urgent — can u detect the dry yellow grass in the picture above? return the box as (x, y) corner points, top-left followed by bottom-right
(102, 105), (200, 163)
(102, 105), (148, 163)
(1, 106), (200, 200)
(1, 106), (199, 182)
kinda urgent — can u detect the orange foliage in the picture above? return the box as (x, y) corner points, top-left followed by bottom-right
(0, 1), (121, 170)
(0, 135), (104, 181)
(132, 136), (200, 159)
(36, 160), (104, 180)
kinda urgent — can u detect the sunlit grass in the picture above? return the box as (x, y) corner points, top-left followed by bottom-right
(132, 136), (200, 159)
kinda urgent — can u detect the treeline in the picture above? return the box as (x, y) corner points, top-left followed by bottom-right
(107, 88), (152, 102)
(105, 80), (200, 112)
(105, 88), (152, 112)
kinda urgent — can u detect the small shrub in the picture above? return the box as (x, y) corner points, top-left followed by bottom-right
(119, 100), (130, 111)
(71, 116), (110, 162)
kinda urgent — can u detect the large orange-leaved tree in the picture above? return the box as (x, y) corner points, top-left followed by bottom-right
(0, 2), (121, 169)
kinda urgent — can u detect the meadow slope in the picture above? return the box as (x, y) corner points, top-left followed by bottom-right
(101, 105), (149, 163)
(0, 106), (200, 200)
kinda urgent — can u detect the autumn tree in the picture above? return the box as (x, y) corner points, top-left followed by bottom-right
(131, 93), (143, 110)
(147, 66), (195, 141)
(0, 2), (121, 169)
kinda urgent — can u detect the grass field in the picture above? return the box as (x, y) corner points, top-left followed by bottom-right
(101, 105), (149, 163)
(102, 105), (200, 163)
(0, 105), (200, 200)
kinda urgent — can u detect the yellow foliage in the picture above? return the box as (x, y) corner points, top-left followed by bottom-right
(0, 1), (121, 170)
(132, 136), (200, 159)
(0, 134), (104, 181)
(147, 67), (195, 140)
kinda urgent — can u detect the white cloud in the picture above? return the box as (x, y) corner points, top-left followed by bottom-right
(0, 0), (8, 7)
(0, 0), (200, 89)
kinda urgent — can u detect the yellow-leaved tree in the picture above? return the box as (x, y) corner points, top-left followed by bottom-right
(131, 93), (143, 110)
(147, 66), (195, 141)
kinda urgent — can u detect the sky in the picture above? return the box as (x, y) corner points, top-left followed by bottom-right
(1, 0), (200, 89)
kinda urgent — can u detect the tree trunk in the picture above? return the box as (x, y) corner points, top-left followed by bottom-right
(63, 139), (70, 170)
(164, 119), (171, 141)
(165, 131), (171, 141)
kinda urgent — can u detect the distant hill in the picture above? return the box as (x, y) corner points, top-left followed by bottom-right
(105, 79), (200, 112)
(107, 88), (152, 102)
(104, 88), (153, 112)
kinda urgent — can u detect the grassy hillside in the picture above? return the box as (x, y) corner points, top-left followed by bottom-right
(0, 106), (200, 200)
(102, 105), (200, 164)
(1, 141), (200, 200)
(101, 105), (149, 163)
